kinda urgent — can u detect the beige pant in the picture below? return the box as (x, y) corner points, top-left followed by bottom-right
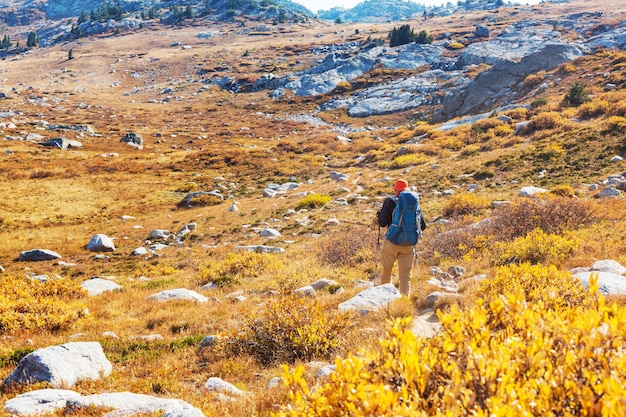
(379, 239), (415, 296)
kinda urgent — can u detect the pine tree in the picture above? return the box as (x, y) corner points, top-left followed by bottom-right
(26, 32), (37, 47)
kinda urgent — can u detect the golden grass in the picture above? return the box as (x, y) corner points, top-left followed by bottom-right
(1, 0), (626, 415)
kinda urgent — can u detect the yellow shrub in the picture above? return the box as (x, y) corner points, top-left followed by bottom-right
(0, 275), (87, 334)
(577, 99), (609, 119)
(379, 153), (429, 169)
(296, 193), (332, 210)
(523, 70), (546, 88)
(447, 41), (465, 49)
(442, 193), (491, 218)
(478, 263), (594, 310)
(224, 295), (355, 365)
(276, 273), (617, 417)
(605, 116), (626, 133)
(550, 184), (576, 197)
(492, 228), (579, 265)
(334, 81), (352, 93)
(197, 251), (284, 285)
(523, 111), (565, 133)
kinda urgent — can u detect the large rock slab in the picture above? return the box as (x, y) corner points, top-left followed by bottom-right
(18, 249), (62, 262)
(3, 342), (112, 388)
(338, 283), (401, 311)
(4, 389), (204, 417)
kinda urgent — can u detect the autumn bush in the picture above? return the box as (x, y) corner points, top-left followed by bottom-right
(197, 250), (285, 286)
(314, 227), (377, 268)
(276, 268), (616, 417)
(0, 275), (87, 334)
(442, 193), (491, 218)
(296, 193), (332, 210)
(491, 228), (579, 266)
(215, 295), (356, 366)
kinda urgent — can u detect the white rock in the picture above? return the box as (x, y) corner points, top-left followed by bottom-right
(81, 278), (123, 296)
(85, 234), (115, 252)
(203, 377), (245, 397)
(3, 342), (112, 388)
(338, 283), (401, 311)
(146, 288), (209, 303)
(260, 228), (281, 238)
(519, 186), (549, 197)
(590, 260), (626, 275)
(573, 271), (626, 295)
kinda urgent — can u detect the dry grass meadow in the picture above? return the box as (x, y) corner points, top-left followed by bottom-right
(1, 0), (626, 415)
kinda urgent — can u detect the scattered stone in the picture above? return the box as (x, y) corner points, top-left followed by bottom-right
(236, 245), (285, 253)
(85, 234), (115, 252)
(519, 186), (549, 197)
(18, 249), (62, 262)
(3, 342), (112, 389)
(227, 202), (240, 212)
(330, 171), (350, 181)
(146, 288), (209, 303)
(294, 285), (316, 297)
(447, 266), (466, 279)
(597, 187), (622, 198)
(338, 283), (401, 311)
(81, 278), (123, 296)
(120, 132), (143, 149)
(149, 229), (171, 239)
(203, 377), (246, 397)
(309, 278), (339, 290)
(260, 228), (281, 238)
(326, 217), (340, 226)
(611, 155), (624, 163)
(199, 335), (221, 348)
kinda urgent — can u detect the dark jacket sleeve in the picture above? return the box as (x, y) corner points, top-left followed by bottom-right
(377, 197), (396, 228)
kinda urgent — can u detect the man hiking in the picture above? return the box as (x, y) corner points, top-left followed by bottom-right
(376, 179), (426, 296)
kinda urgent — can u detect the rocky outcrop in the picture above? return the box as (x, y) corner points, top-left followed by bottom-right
(437, 42), (583, 120)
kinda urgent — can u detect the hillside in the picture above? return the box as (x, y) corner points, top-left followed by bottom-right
(1, 0), (626, 415)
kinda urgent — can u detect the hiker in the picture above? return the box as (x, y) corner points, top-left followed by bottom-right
(376, 179), (426, 296)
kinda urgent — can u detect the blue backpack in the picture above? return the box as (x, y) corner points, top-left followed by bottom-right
(386, 190), (422, 246)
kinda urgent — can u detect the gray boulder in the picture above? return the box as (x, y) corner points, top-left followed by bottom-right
(236, 245), (285, 253)
(81, 278), (123, 296)
(475, 25), (490, 38)
(3, 342), (112, 389)
(338, 283), (401, 311)
(146, 288), (209, 303)
(573, 271), (626, 295)
(591, 260), (626, 275)
(40, 138), (83, 150)
(18, 249), (62, 262)
(519, 186), (549, 197)
(4, 389), (204, 417)
(85, 234), (115, 252)
(120, 132), (143, 149)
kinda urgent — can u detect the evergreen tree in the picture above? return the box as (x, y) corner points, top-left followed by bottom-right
(68, 49), (74, 60)
(26, 31), (37, 47)
(185, 5), (194, 19)
(78, 10), (88, 24)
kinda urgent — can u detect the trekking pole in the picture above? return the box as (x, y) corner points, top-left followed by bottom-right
(414, 248), (422, 303)
(373, 225), (381, 282)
